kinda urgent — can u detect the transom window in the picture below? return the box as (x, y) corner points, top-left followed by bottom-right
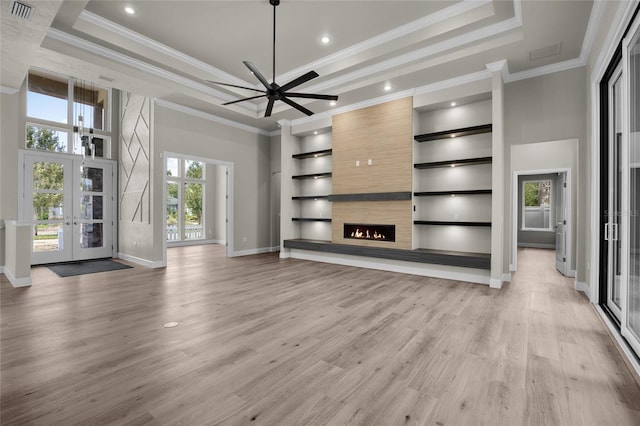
(26, 69), (111, 157)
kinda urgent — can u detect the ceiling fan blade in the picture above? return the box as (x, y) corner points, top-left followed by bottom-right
(206, 80), (266, 94)
(222, 94), (266, 106)
(280, 96), (314, 116)
(264, 99), (275, 118)
(283, 92), (338, 101)
(243, 61), (272, 90)
(279, 70), (320, 92)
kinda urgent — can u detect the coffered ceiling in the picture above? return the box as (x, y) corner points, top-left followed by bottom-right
(1, 0), (603, 132)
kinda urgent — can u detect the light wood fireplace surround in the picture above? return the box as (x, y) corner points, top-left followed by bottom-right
(331, 97), (413, 249)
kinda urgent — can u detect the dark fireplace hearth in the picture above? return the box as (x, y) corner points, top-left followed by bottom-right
(344, 223), (396, 242)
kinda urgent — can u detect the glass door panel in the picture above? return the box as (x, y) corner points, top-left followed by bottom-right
(25, 156), (73, 264)
(184, 182), (203, 240)
(607, 68), (623, 320)
(74, 162), (112, 260)
(623, 21), (640, 353)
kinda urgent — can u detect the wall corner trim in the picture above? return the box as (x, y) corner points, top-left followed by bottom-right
(575, 280), (590, 297)
(3, 269), (32, 288)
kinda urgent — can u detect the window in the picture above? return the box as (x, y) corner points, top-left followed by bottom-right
(26, 69), (111, 157)
(166, 157), (205, 242)
(522, 180), (552, 230)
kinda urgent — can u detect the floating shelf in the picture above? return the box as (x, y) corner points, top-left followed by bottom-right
(292, 172), (332, 180)
(414, 124), (492, 142)
(414, 189), (492, 197)
(414, 156), (492, 169)
(292, 218), (332, 222)
(292, 149), (332, 160)
(414, 220), (491, 227)
(292, 195), (329, 200)
(283, 239), (490, 270)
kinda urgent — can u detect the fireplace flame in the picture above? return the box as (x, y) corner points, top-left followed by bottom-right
(350, 228), (387, 240)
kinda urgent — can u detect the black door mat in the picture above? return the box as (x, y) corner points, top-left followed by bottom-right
(47, 259), (133, 277)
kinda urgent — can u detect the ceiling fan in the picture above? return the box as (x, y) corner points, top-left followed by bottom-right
(206, 0), (338, 117)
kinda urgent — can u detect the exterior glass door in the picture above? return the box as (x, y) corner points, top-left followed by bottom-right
(622, 19), (640, 355)
(606, 66), (624, 321)
(22, 152), (114, 264)
(25, 155), (74, 264)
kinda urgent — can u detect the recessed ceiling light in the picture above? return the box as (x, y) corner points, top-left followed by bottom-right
(329, 101), (336, 106)
(384, 83), (392, 91)
(451, 102), (456, 107)
(321, 35), (330, 44)
(124, 6), (135, 15)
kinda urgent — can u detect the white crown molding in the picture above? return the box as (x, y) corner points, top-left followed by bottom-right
(155, 99), (272, 136)
(45, 28), (259, 114)
(0, 86), (19, 94)
(276, 0), (493, 84)
(413, 69), (491, 96)
(300, 16), (522, 95)
(77, 10), (253, 88)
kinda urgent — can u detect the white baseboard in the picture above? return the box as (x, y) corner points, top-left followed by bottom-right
(509, 263), (516, 272)
(167, 239), (224, 247)
(575, 280), (589, 297)
(288, 249), (491, 285)
(3, 267), (32, 287)
(517, 243), (555, 249)
(502, 273), (512, 283)
(567, 269), (576, 278)
(489, 278), (503, 289)
(117, 253), (165, 268)
(231, 246), (279, 257)
(0, 265), (4, 274)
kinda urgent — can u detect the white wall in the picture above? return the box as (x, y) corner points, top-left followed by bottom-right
(153, 104), (272, 259)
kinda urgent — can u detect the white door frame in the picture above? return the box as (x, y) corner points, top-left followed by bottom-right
(511, 168), (572, 274)
(18, 149), (118, 263)
(162, 151), (234, 266)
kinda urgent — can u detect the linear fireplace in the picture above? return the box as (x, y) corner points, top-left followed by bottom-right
(344, 223), (396, 242)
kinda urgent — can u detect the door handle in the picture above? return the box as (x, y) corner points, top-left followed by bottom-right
(613, 223), (619, 241)
(74, 222), (78, 225)
(66, 222), (71, 225)
(604, 223), (610, 241)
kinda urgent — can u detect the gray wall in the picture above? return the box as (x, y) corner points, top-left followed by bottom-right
(153, 104), (272, 259)
(505, 67), (586, 276)
(517, 173), (558, 247)
(270, 133), (281, 249)
(0, 91), (21, 268)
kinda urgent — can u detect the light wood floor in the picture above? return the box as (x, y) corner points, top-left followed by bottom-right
(2, 246), (640, 425)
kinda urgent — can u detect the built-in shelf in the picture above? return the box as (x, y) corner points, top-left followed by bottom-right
(292, 218), (332, 222)
(414, 220), (491, 227)
(328, 191), (412, 202)
(292, 149), (332, 160)
(414, 189), (492, 196)
(283, 239), (490, 270)
(414, 124), (492, 142)
(292, 172), (332, 180)
(414, 156), (492, 170)
(292, 195), (329, 200)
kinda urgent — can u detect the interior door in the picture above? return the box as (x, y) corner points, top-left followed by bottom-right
(21, 152), (115, 265)
(555, 172), (567, 275)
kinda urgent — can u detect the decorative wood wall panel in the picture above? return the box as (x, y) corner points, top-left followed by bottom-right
(332, 97), (412, 194)
(332, 201), (412, 249)
(331, 97), (413, 248)
(120, 92), (151, 223)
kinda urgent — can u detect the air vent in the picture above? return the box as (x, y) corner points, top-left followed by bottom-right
(529, 43), (562, 61)
(9, 0), (34, 21)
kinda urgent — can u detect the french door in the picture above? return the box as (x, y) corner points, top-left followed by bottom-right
(20, 151), (115, 265)
(554, 172), (567, 276)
